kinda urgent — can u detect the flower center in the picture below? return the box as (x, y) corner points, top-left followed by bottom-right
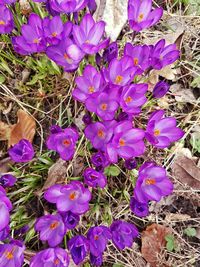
(125, 96), (132, 103)
(63, 139), (71, 147)
(33, 38), (39, 44)
(4, 251), (14, 260)
(133, 58), (139, 66)
(154, 129), (160, 136)
(69, 192), (76, 200)
(0, 20), (5, 25)
(88, 86), (95, 93)
(90, 175), (97, 180)
(97, 129), (105, 138)
(115, 75), (123, 85)
(85, 39), (90, 43)
(54, 258), (60, 265)
(145, 178), (156, 185)
(64, 53), (73, 64)
(101, 103), (107, 111)
(119, 138), (125, 146)
(50, 221), (59, 230)
(94, 235), (99, 240)
(52, 32), (57, 37)
(138, 13), (144, 22)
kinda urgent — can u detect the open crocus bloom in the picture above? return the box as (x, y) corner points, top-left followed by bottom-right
(0, 5), (14, 34)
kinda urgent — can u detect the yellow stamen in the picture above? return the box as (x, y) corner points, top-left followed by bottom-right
(133, 58), (139, 66)
(0, 20), (5, 25)
(101, 103), (107, 111)
(50, 221), (59, 230)
(4, 251), (14, 260)
(138, 13), (144, 22)
(115, 75), (123, 85)
(119, 138), (125, 146)
(88, 86), (95, 93)
(145, 178), (156, 185)
(33, 38), (39, 44)
(154, 129), (160, 136)
(97, 129), (105, 138)
(125, 96), (132, 103)
(52, 32), (57, 37)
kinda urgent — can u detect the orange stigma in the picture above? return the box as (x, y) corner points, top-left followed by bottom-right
(4, 251), (14, 260)
(94, 235), (99, 240)
(133, 58), (139, 66)
(85, 39), (90, 43)
(50, 221), (59, 230)
(97, 129), (105, 138)
(115, 75), (123, 85)
(119, 138), (125, 146)
(101, 103), (107, 111)
(63, 139), (71, 147)
(33, 38), (39, 44)
(54, 258), (60, 265)
(0, 20), (5, 25)
(145, 178), (156, 185)
(69, 192), (76, 200)
(138, 13), (144, 22)
(125, 96), (132, 103)
(154, 129), (160, 136)
(88, 86), (95, 93)
(52, 32), (57, 37)
(64, 53), (73, 64)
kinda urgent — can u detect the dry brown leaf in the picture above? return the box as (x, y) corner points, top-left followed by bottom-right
(94, 0), (128, 41)
(0, 157), (14, 173)
(141, 224), (171, 267)
(172, 155), (200, 190)
(170, 84), (196, 104)
(36, 159), (68, 196)
(0, 121), (11, 141)
(165, 213), (191, 222)
(72, 156), (84, 177)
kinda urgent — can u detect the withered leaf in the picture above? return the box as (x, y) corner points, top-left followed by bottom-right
(72, 156), (84, 177)
(141, 224), (171, 267)
(172, 155), (200, 190)
(0, 121), (11, 141)
(0, 157), (14, 173)
(36, 159), (68, 196)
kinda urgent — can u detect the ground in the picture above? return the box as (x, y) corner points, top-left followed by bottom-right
(0, 0), (200, 266)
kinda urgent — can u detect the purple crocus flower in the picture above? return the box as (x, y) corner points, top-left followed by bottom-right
(49, 0), (88, 14)
(145, 110), (184, 148)
(0, 226), (10, 241)
(46, 127), (79, 161)
(0, 241), (25, 266)
(86, 92), (119, 121)
(90, 253), (103, 267)
(46, 36), (84, 72)
(0, 5), (14, 34)
(103, 56), (136, 86)
(0, 0), (16, 3)
(124, 158), (137, 170)
(120, 83), (148, 115)
(73, 14), (109, 54)
(50, 124), (63, 134)
(85, 120), (116, 151)
(68, 235), (89, 265)
(128, 0), (163, 32)
(151, 39), (180, 70)
(99, 41), (118, 65)
(12, 14), (46, 55)
(134, 162), (173, 203)
(44, 181), (92, 214)
(124, 43), (150, 75)
(110, 220), (139, 250)
(72, 65), (104, 103)
(91, 151), (109, 168)
(43, 16), (64, 45)
(0, 174), (16, 188)
(35, 213), (66, 247)
(152, 81), (170, 98)
(106, 121), (145, 163)
(0, 186), (12, 232)
(87, 226), (111, 256)
(83, 168), (107, 188)
(61, 211), (80, 230)
(30, 247), (70, 267)
(130, 196), (149, 217)
(8, 139), (34, 163)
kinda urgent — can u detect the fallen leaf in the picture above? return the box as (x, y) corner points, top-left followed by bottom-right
(170, 84), (196, 104)
(74, 111), (85, 130)
(0, 157), (14, 173)
(94, 0), (128, 41)
(36, 159), (68, 196)
(72, 156), (84, 177)
(172, 154), (200, 189)
(0, 109), (36, 147)
(165, 213), (191, 222)
(141, 224), (171, 267)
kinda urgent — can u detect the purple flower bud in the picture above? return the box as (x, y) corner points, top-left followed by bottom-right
(110, 220), (139, 250)
(124, 158), (137, 170)
(0, 186), (12, 232)
(84, 168), (107, 188)
(0, 174), (16, 188)
(117, 112), (130, 122)
(87, 226), (111, 256)
(61, 211), (80, 230)
(88, 0), (97, 13)
(50, 125), (63, 134)
(35, 213), (66, 247)
(0, 226), (10, 241)
(130, 197), (149, 217)
(68, 235), (89, 265)
(30, 247), (69, 267)
(8, 139), (34, 163)
(102, 41), (118, 64)
(0, 241), (25, 266)
(90, 253), (103, 266)
(14, 225), (29, 237)
(82, 114), (92, 125)
(152, 81), (170, 98)
(91, 152), (109, 168)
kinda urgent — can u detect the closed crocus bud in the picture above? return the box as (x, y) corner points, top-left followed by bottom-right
(8, 139), (34, 163)
(152, 81), (170, 98)
(0, 174), (16, 188)
(130, 197), (149, 217)
(68, 235), (89, 265)
(124, 158), (137, 170)
(61, 211), (80, 230)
